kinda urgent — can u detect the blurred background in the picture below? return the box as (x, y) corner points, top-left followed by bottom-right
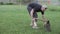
(0, 0), (60, 5)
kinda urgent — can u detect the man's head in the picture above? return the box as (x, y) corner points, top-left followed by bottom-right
(41, 5), (47, 11)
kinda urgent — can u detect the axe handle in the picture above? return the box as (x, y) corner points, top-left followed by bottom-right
(35, 18), (48, 22)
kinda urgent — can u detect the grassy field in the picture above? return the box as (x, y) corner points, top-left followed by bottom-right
(0, 5), (60, 34)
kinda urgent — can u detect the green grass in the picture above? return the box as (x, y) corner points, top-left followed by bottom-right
(0, 5), (60, 34)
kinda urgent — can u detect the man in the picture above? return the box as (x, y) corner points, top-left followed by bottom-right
(27, 3), (47, 29)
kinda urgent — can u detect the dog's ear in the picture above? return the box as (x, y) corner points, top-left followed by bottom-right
(47, 20), (50, 24)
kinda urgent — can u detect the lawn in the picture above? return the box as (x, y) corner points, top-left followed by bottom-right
(0, 5), (60, 34)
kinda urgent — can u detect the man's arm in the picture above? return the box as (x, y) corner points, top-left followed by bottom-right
(41, 11), (45, 19)
(41, 12), (48, 22)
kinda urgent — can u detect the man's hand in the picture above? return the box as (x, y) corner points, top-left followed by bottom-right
(42, 14), (48, 22)
(42, 14), (45, 19)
